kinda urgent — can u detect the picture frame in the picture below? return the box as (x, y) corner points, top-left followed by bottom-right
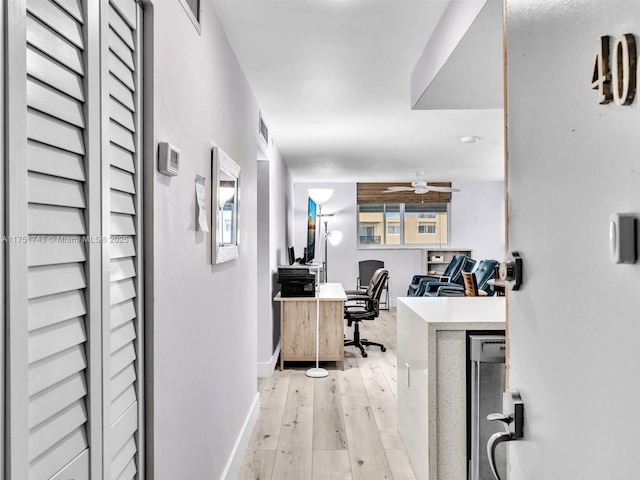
(211, 143), (240, 264)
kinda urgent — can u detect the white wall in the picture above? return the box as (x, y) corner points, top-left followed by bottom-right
(257, 142), (293, 376)
(257, 160), (271, 368)
(506, 1), (640, 478)
(146, 2), (290, 478)
(451, 181), (505, 260)
(269, 147), (294, 358)
(293, 181), (504, 305)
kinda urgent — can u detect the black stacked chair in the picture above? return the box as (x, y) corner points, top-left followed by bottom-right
(356, 259), (384, 289)
(353, 259), (389, 310)
(345, 264), (383, 300)
(344, 268), (389, 358)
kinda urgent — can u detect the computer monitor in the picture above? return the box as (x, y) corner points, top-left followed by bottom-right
(305, 197), (317, 263)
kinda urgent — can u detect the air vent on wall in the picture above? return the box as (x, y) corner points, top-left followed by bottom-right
(185, 0), (200, 21)
(259, 114), (269, 144)
(179, 0), (201, 33)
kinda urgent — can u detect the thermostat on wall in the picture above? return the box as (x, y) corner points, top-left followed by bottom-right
(158, 142), (180, 176)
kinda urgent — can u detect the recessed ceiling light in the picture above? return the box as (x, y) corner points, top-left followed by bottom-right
(460, 135), (481, 144)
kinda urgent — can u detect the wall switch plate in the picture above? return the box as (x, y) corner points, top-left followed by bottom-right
(158, 142), (180, 176)
(609, 213), (636, 264)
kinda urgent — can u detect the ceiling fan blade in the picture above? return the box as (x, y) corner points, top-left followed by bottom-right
(384, 186), (414, 192)
(424, 185), (461, 193)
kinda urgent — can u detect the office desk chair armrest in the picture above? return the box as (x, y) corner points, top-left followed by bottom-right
(344, 289), (366, 297)
(345, 293), (371, 305)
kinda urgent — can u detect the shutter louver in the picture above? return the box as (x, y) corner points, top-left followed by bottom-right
(25, 0), (90, 478)
(105, 2), (142, 479)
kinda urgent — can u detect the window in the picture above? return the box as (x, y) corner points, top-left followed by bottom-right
(357, 202), (449, 247)
(359, 225), (379, 245)
(418, 224), (436, 234)
(385, 204), (400, 244)
(358, 204), (385, 245)
(405, 203), (447, 244)
(356, 182), (452, 247)
(357, 202), (449, 246)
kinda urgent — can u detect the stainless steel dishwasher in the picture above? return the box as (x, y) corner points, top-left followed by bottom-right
(468, 334), (506, 480)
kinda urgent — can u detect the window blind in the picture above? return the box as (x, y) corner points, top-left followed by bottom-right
(356, 182), (453, 204)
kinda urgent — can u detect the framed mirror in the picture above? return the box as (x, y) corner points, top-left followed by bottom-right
(212, 144), (240, 264)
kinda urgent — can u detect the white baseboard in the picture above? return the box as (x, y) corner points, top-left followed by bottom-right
(221, 392), (260, 480)
(257, 340), (281, 379)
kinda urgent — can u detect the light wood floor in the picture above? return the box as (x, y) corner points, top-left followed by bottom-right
(237, 309), (416, 480)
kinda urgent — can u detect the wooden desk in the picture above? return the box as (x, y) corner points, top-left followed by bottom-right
(275, 283), (347, 370)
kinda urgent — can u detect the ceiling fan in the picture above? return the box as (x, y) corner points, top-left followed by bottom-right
(383, 172), (461, 194)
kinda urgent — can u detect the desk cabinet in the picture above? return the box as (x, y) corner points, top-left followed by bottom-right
(275, 283), (346, 370)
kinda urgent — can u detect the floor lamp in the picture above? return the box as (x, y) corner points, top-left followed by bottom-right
(323, 219), (342, 282)
(306, 188), (333, 379)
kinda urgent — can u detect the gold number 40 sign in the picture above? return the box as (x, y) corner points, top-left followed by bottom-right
(592, 34), (638, 105)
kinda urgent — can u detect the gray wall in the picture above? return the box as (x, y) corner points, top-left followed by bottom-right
(506, 1), (640, 477)
(146, 2), (289, 478)
(293, 181), (504, 305)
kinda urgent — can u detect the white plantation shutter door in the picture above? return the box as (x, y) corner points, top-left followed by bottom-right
(21, 0), (97, 478)
(102, 1), (144, 479)
(4, 1), (144, 479)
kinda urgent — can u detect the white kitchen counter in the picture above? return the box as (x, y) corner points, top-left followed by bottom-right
(397, 296), (506, 480)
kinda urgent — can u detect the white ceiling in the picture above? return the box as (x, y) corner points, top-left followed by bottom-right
(211, 0), (504, 184)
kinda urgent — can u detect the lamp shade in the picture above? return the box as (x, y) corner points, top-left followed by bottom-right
(308, 188), (333, 206)
(327, 230), (342, 246)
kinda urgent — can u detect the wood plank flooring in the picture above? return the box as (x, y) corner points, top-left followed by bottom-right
(237, 309), (416, 480)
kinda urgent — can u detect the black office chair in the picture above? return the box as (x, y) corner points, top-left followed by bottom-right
(355, 259), (389, 310)
(344, 268), (389, 358)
